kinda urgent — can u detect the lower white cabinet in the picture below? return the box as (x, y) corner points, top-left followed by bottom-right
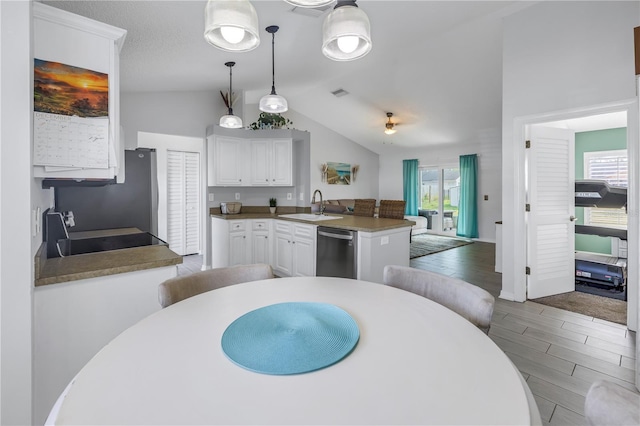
(211, 217), (316, 276)
(273, 220), (316, 277)
(211, 218), (272, 268)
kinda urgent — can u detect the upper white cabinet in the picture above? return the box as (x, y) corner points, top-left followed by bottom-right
(249, 139), (292, 186)
(32, 3), (127, 180)
(212, 136), (246, 186)
(207, 134), (292, 187)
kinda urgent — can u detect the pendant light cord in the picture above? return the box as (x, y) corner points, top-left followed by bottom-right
(228, 65), (234, 115)
(270, 31), (276, 95)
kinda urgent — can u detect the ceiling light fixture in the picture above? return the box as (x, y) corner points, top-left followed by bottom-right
(322, 0), (372, 61)
(204, 0), (260, 52)
(284, 0), (335, 7)
(384, 112), (397, 135)
(259, 25), (288, 113)
(219, 62), (243, 129)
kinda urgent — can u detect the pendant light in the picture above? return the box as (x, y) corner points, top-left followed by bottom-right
(284, 0), (335, 7)
(204, 0), (260, 52)
(384, 112), (396, 135)
(219, 62), (243, 129)
(322, 0), (372, 61)
(259, 25), (288, 113)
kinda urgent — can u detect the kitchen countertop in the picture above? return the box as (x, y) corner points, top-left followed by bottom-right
(211, 211), (415, 233)
(35, 228), (182, 287)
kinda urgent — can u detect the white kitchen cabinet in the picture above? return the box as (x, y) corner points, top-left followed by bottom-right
(211, 218), (271, 267)
(208, 135), (291, 187)
(249, 139), (292, 186)
(32, 3), (126, 181)
(273, 220), (316, 277)
(251, 220), (271, 265)
(210, 136), (245, 186)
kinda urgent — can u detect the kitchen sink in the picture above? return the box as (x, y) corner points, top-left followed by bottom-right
(278, 213), (342, 222)
(56, 232), (167, 257)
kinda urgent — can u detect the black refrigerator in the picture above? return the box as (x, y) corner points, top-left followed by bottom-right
(55, 149), (158, 234)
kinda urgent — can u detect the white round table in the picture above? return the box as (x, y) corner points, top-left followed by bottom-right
(50, 277), (539, 425)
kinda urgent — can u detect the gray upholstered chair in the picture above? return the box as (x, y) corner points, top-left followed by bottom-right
(382, 265), (495, 334)
(584, 380), (640, 426)
(158, 263), (274, 308)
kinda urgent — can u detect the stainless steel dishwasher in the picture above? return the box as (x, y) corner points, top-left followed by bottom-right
(316, 226), (357, 279)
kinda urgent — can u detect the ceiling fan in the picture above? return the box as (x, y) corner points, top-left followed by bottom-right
(384, 112), (397, 135)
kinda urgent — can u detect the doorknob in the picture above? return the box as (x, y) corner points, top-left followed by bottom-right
(569, 216), (576, 221)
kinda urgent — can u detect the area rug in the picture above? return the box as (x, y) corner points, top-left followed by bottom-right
(532, 291), (627, 325)
(410, 234), (473, 259)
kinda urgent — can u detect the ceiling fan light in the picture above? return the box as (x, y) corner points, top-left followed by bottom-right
(204, 0), (260, 52)
(259, 93), (288, 113)
(322, 3), (372, 61)
(220, 114), (244, 128)
(284, 0), (335, 7)
(384, 127), (397, 135)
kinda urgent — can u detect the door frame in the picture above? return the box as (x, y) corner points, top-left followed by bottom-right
(504, 98), (638, 331)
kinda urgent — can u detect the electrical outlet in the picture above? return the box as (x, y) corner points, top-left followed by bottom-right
(209, 193), (214, 202)
(287, 193), (292, 200)
(235, 193), (240, 200)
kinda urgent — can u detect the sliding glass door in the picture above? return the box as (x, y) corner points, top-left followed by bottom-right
(419, 166), (460, 235)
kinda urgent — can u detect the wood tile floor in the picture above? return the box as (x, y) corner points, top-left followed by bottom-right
(412, 241), (638, 425)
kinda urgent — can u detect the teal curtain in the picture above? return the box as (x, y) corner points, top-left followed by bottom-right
(457, 154), (478, 238)
(403, 159), (419, 215)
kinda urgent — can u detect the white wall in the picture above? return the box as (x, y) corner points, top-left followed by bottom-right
(245, 107), (380, 204)
(1, 1), (34, 424)
(501, 1), (639, 302)
(378, 128), (501, 242)
(121, 90), (226, 150)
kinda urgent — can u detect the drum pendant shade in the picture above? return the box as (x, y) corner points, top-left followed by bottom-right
(204, 0), (260, 52)
(322, 2), (372, 61)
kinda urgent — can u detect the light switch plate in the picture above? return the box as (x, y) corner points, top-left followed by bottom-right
(209, 193), (214, 202)
(235, 193), (240, 200)
(287, 193), (292, 200)
(299, 193), (304, 201)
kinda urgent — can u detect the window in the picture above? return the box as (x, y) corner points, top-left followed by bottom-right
(419, 166), (460, 234)
(583, 149), (627, 228)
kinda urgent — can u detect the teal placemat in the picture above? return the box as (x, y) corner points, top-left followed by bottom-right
(221, 302), (360, 375)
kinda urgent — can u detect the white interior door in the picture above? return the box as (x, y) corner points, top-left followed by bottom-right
(527, 126), (576, 299)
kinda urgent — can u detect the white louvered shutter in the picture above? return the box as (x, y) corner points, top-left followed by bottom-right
(167, 150), (201, 255)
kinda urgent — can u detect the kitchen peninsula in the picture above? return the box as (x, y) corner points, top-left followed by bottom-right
(33, 228), (182, 425)
(211, 209), (413, 283)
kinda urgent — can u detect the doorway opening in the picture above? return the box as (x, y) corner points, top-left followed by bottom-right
(525, 110), (631, 323)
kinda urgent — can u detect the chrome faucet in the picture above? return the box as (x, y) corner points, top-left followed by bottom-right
(312, 189), (324, 215)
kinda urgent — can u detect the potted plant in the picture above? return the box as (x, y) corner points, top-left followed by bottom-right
(269, 197), (277, 214)
(249, 112), (293, 130)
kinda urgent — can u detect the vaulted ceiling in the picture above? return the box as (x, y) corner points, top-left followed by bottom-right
(42, 0), (529, 153)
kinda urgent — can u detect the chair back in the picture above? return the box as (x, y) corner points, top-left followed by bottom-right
(584, 380), (640, 426)
(383, 265), (495, 334)
(353, 198), (376, 217)
(378, 200), (406, 219)
(158, 263), (274, 308)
